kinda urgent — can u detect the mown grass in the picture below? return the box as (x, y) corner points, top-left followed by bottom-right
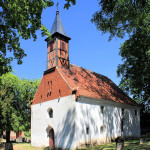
(0, 142), (43, 150)
(0, 134), (150, 150)
(78, 139), (150, 150)
(13, 143), (43, 150)
(10, 140), (150, 150)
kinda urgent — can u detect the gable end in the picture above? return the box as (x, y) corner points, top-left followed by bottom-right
(32, 67), (73, 105)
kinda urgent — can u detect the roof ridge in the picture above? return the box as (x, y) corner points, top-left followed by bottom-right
(56, 67), (74, 91)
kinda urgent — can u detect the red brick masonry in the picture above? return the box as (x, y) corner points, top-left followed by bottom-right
(32, 64), (138, 106)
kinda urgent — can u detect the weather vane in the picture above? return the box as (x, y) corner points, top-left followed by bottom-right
(56, 2), (59, 11)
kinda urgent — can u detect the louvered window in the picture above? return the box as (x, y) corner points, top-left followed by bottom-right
(50, 44), (53, 52)
(61, 41), (65, 50)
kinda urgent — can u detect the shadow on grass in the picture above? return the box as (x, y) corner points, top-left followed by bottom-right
(78, 143), (116, 150)
(125, 140), (150, 150)
(78, 139), (150, 150)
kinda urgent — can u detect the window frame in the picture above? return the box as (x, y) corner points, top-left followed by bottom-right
(50, 43), (53, 52)
(86, 127), (89, 135)
(100, 126), (104, 134)
(121, 119), (124, 132)
(135, 110), (137, 116)
(122, 108), (125, 116)
(61, 41), (65, 51)
(100, 106), (104, 114)
(48, 108), (53, 118)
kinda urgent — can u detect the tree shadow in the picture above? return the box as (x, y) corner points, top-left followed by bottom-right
(54, 108), (75, 149)
(74, 97), (138, 148)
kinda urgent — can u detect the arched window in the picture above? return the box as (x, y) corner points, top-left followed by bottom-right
(121, 119), (124, 132)
(48, 108), (53, 118)
(86, 127), (89, 135)
(100, 106), (104, 114)
(135, 110), (137, 116)
(122, 108), (125, 115)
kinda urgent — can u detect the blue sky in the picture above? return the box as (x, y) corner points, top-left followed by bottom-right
(11, 0), (126, 86)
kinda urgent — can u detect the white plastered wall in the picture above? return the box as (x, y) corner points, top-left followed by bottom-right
(75, 97), (140, 147)
(31, 95), (76, 149)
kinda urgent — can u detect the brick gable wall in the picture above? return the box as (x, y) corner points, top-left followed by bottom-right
(32, 67), (72, 105)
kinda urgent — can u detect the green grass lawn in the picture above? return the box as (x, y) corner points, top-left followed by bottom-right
(79, 140), (150, 150)
(0, 136), (150, 150)
(0, 142), (43, 150)
(78, 133), (150, 150)
(5, 140), (150, 150)
(13, 143), (43, 150)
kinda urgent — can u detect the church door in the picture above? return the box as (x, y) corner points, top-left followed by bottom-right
(49, 128), (55, 148)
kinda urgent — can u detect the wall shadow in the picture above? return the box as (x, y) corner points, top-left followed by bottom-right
(75, 99), (137, 148)
(54, 108), (75, 149)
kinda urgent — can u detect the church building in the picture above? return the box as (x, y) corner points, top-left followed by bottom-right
(31, 10), (140, 149)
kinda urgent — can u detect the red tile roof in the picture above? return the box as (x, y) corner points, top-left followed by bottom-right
(58, 64), (138, 106)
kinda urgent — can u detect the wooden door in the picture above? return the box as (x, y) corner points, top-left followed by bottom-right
(49, 129), (54, 148)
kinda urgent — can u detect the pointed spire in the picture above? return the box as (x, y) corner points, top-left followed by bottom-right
(51, 5), (69, 38)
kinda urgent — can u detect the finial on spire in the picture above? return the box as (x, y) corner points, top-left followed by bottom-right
(56, 2), (59, 11)
(56, 2), (59, 15)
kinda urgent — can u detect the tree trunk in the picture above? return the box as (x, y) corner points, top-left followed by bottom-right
(6, 130), (10, 143)
(5, 143), (13, 150)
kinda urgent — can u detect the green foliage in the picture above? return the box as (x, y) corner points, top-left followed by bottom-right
(117, 29), (150, 106)
(24, 130), (31, 138)
(91, 0), (150, 109)
(0, 73), (40, 135)
(91, 0), (150, 40)
(0, 0), (77, 76)
(40, 25), (51, 40)
(64, 0), (76, 9)
(0, 0), (54, 75)
(43, 147), (53, 150)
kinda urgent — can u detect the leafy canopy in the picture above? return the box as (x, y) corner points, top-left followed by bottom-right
(0, 0), (76, 76)
(0, 73), (40, 137)
(91, 0), (150, 40)
(0, 0), (53, 75)
(91, 0), (150, 108)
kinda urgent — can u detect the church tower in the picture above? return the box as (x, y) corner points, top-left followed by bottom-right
(46, 10), (71, 70)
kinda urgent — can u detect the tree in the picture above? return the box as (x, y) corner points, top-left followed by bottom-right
(0, 0), (76, 76)
(0, 0), (53, 75)
(0, 72), (40, 142)
(91, 0), (150, 109)
(63, 0), (76, 9)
